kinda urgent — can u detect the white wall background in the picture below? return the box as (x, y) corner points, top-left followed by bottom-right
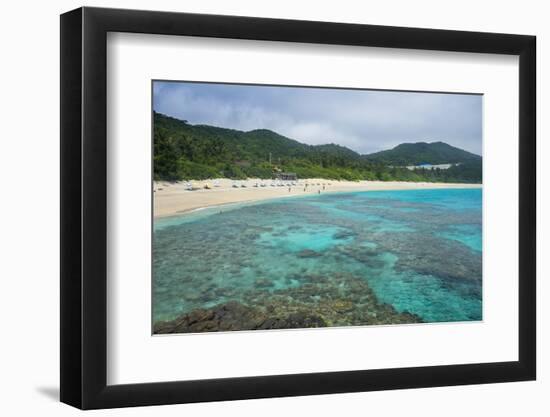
(0, 0), (545, 415)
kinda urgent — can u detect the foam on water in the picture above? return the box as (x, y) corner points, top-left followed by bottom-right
(153, 188), (482, 325)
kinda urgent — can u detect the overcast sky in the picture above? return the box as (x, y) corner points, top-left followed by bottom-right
(153, 81), (482, 155)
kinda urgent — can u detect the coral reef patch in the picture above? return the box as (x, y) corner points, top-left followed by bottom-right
(153, 188), (482, 332)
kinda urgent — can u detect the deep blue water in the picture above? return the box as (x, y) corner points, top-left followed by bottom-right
(153, 188), (482, 326)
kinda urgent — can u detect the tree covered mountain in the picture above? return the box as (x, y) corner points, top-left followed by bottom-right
(362, 141), (481, 166)
(153, 112), (481, 183)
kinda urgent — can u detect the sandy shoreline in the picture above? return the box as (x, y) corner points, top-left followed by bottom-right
(153, 178), (482, 218)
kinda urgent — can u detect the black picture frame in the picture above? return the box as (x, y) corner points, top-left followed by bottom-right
(60, 6), (536, 410)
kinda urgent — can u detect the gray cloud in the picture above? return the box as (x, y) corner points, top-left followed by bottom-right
(153, 81), (482, 155)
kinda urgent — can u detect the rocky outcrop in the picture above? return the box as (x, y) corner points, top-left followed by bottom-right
(154, 273), (422, 334)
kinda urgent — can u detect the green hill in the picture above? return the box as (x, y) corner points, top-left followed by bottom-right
(153, 112), (481, 183)
(363, 141), (481, 166)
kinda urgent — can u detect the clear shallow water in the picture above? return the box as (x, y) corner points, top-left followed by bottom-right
(153, 188), (482, 327)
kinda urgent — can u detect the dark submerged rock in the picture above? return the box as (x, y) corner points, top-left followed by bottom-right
(333, 230), (356, 240)
(254, 278), (274, 288)
(296, 249), (322, 258)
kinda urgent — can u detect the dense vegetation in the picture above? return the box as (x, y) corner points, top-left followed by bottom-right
(153, 112), (482, 183)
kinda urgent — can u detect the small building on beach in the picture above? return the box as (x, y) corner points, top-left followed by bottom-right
(276, 172), (297, 181)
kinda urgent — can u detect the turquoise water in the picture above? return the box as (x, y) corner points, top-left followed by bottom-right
(153, 188), (482, 327)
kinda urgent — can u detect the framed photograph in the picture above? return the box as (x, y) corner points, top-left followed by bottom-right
(60, 7), (536, 409)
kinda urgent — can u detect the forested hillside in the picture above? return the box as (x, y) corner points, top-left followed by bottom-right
(362, 141), (481, 166)
(153, 112), (482, 183)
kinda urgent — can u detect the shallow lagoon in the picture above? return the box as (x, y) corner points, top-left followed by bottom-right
(153, 188), (482, 330)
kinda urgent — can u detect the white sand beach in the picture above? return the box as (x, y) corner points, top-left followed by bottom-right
(153, 178), (482, 218)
